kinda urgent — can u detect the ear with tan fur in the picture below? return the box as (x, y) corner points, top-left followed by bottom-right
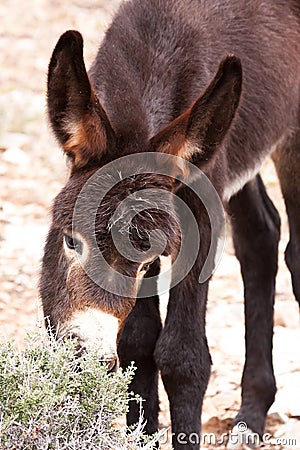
(47, 30), (115, 170)
(149, 55), (242, 173)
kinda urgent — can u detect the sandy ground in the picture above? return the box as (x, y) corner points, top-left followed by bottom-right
(0, 1), (299, 448)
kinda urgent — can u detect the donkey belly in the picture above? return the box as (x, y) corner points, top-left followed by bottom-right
(223, 131), (290, 202)
(223, 155), (266, 201)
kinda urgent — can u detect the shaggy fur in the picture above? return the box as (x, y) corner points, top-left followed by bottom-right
(40, 1), (300, 448)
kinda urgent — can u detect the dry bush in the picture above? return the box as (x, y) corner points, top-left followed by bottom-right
(0, 333), (161, 450)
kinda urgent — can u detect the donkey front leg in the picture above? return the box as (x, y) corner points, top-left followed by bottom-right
(155, 272), (211, 450)
(228, 174), (280, 437)
(118, 259), (162, 435)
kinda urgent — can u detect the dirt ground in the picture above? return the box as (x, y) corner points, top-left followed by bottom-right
(0, 1), (299, 449)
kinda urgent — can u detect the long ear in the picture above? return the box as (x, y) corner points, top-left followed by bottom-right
(149, 55), (242, 173)
(47, 30), (115, 170)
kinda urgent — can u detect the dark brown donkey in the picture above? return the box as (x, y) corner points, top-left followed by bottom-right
(40, 0), (300, 448)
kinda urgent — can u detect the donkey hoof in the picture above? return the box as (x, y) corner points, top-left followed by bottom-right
(227, 422), (261, 450)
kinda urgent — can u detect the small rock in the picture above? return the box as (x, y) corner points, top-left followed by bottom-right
(0, 132), (29, 149)
(2, 147), (29, 165)
(267, 412), (289, 426)
(15, 273), (32, 288)
(203, 415), (233, 435)
(273, 419), (300, 449)
(274, 301), (300, 329)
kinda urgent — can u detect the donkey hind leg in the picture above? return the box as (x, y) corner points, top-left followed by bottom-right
(273, 139), (300, 307)
(118, 259), (162, 435)
(228, 174), (280, 439)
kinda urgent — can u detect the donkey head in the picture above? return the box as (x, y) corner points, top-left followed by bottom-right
(40, 31), (242, 369)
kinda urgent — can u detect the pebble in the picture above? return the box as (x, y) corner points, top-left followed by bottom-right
(0, 132), (29, 149)
(267, 412), (289, 426)
(274, 300), (300, 329)
(2, 147), (29, 165)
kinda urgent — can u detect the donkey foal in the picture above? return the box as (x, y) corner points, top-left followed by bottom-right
(40, 1), (300, 448)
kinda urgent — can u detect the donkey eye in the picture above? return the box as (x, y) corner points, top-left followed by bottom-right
(142, 258), (157, 272)
(63, 234), (83, 255)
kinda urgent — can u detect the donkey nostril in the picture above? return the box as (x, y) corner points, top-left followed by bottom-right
(101, 356), (119, 373)
(75, 344), (87, 357)
(68, 332), (80, 343)
(67, 333), (86, 356)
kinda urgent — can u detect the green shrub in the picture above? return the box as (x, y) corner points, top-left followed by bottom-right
(0, 334), (161, 449)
